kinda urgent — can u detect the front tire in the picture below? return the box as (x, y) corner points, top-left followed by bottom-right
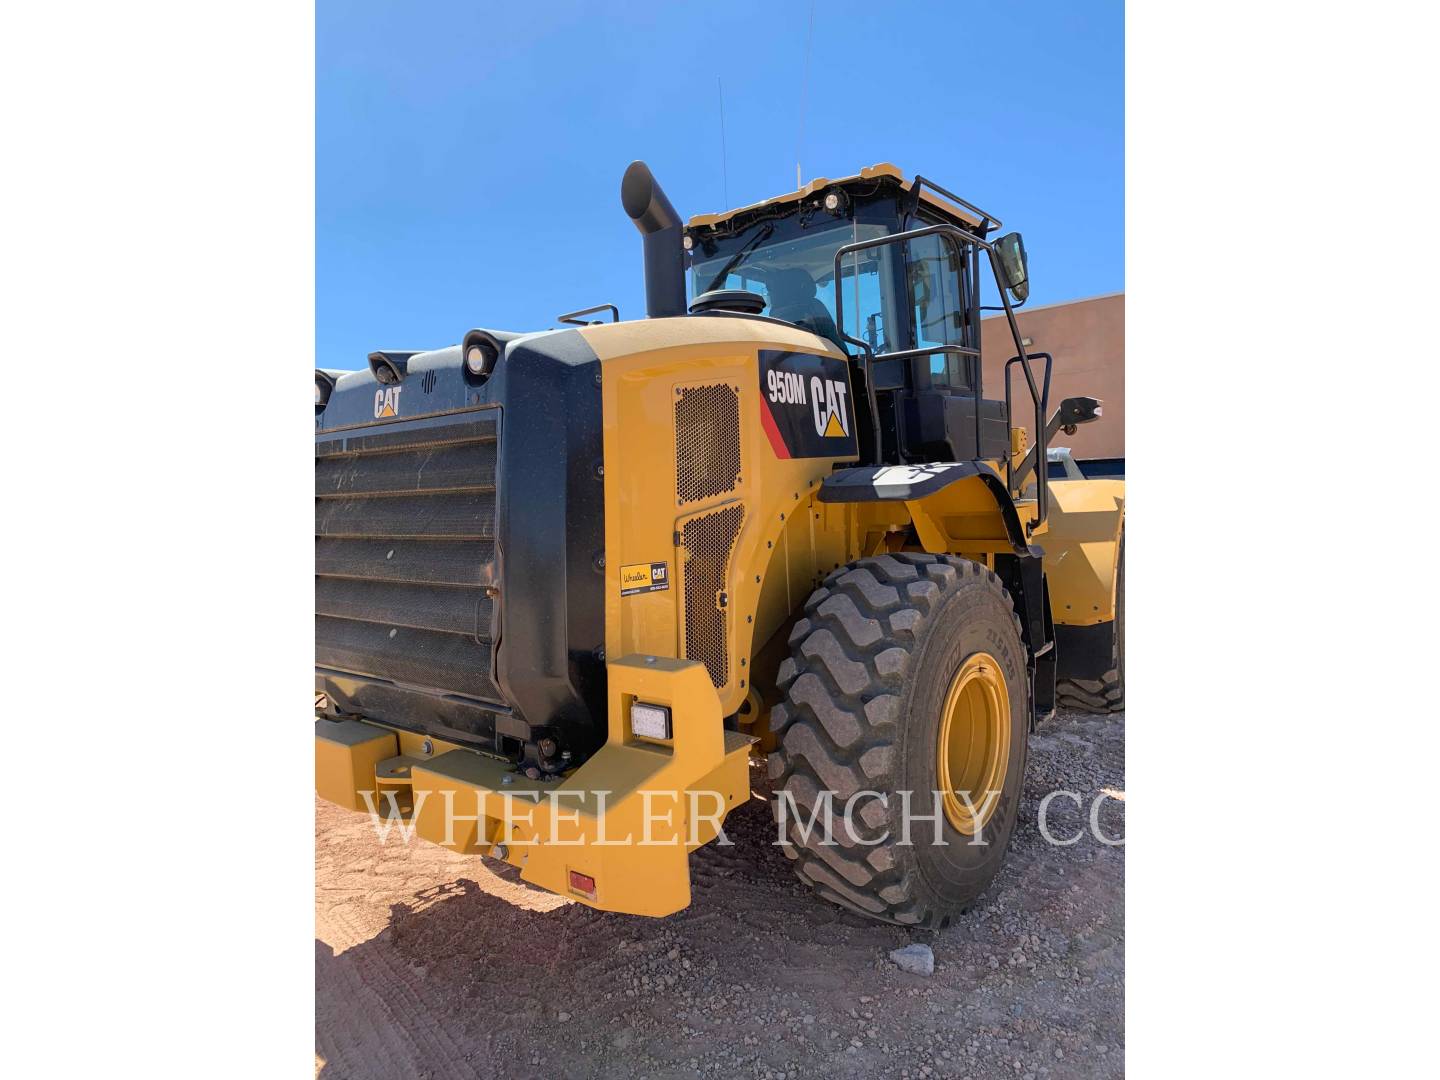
(767, 554), (1030, 928)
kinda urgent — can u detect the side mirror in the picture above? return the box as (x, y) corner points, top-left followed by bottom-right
(995, 232), (1030, 303)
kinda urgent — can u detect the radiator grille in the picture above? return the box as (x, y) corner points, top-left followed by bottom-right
(675, 383), (740, 505)
(315, 413), (501, 705)
(680, 503), (745, 688)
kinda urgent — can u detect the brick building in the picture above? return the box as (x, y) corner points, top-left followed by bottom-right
(980, 292), (1124, 469)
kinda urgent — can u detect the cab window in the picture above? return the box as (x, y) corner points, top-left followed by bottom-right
(906, 234), (970, 387)
(839, 224), (903, 354)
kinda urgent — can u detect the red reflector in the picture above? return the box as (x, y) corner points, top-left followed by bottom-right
(568, 870), (596, 897)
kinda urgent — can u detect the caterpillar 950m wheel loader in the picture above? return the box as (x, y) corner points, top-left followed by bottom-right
(315, 161), (1125, 928)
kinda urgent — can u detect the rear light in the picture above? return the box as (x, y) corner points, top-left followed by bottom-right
(630, 701), (672, 740)
(568, 869), (596, 898)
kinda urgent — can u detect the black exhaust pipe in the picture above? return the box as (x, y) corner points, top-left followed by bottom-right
(621, 160), (687, 319)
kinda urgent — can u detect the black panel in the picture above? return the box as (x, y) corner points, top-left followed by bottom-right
(1054, 621), (1115, 682)
(314, 329), (606, 766)
(906, 392), (1010, 461)
(492, 331), (608, 760)
(999, 553), (1056, 729)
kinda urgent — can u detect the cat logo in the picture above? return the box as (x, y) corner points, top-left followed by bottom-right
(811, 377), (850, 439)
(757, 349), (858, 460)
(373, 385), (403, 418)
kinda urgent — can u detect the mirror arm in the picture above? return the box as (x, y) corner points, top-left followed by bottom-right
(1011, 385), (1094, 494)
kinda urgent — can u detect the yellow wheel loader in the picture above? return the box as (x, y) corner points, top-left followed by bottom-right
(315, 161), (1125, 927)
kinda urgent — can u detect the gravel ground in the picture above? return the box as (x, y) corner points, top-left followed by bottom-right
(316, 710), (1124, 1079)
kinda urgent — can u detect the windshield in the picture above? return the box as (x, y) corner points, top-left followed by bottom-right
(689, 220), (897, 352)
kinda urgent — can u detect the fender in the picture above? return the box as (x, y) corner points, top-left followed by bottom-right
(818, 461), (1033, 554)
(819, 461), (1055, 726)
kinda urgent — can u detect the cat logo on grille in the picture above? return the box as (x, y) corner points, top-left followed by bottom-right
(373, 385), (403, 418)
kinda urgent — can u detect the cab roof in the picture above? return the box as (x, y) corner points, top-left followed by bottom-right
(685, 163), (993, 234)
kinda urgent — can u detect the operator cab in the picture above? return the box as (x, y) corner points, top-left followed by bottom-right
(683, 164), (1031, 469)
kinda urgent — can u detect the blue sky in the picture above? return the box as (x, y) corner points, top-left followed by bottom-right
(318, 1), (1122, 370)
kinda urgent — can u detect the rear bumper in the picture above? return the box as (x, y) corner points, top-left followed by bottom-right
(316, 655), (753, 917)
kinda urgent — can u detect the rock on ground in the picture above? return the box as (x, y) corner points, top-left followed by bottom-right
(889, 944), (936, 976)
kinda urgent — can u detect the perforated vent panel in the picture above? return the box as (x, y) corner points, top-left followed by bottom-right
(681, 503), (745, 688)
(675, 384), (741, 505)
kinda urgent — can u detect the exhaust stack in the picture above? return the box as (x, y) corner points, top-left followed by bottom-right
(621, 160), (687, 319)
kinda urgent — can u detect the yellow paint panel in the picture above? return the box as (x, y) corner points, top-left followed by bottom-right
(582, 317), (861, 717)
(315, 719), (397, 811)
(1037, 479), (1125, 625)
(406, 656), (753, 917)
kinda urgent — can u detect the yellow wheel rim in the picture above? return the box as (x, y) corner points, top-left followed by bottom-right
(936, 652), (1011, 835)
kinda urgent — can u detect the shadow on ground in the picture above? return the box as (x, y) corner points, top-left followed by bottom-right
(315, 712), (1124, 1080)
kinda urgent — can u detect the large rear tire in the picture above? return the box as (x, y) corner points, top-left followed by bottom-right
(1055, 531), (1125, 714)
(767, 554), (1030, 928)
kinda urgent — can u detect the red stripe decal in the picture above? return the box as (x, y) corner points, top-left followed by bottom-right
(759, 398), (790, 459)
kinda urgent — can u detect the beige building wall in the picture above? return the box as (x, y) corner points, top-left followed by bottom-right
(980, 292), (1124, 461)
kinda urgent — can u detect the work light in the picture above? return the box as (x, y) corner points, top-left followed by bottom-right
(630, 701), (672, 740)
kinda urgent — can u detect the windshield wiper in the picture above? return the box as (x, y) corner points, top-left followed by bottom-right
(701, 222), (776, 294)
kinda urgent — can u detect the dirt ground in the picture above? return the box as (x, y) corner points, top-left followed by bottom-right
(316, 710), (1124, 1080)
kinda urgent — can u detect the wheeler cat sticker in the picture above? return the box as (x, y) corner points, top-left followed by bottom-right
(757, 350), (858, 459)
(620, 561), (669, 597)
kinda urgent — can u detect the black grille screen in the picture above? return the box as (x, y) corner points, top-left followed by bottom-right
(675, 383), (741, 505)
(315, 414), (502, 705)
(681, 503), (745, 689)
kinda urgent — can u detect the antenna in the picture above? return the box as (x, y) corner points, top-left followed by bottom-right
(796, 0), (815, 189)
(718, 77), (729, 208)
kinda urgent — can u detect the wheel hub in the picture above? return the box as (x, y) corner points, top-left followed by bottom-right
(936, 652), (1011, 835)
